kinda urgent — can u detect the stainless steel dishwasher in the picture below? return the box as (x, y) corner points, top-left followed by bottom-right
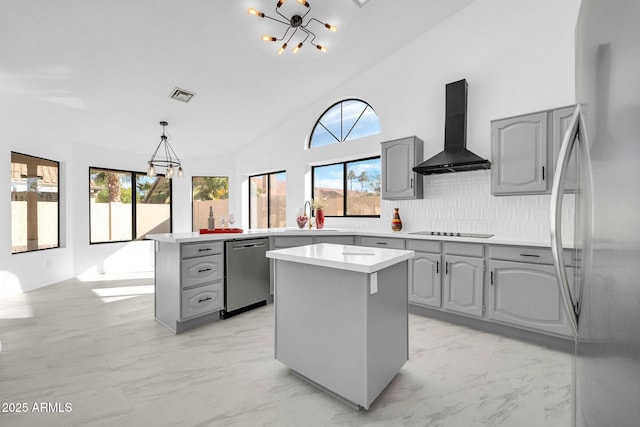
(224, 238), (270, 317)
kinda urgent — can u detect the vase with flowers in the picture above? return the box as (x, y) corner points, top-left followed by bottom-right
(312, 198), (326, 229)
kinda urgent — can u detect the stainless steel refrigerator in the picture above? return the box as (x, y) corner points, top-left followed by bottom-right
(550, 0), (640, 426)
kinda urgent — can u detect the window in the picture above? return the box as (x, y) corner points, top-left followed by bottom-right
(249, 171), (286, 228)
(312, 157), (381, 217)
(309, 99), (381, 148)
(89, 167), (171, 243)
(192, 176), (229, 231)
(11, 152), (59, 254)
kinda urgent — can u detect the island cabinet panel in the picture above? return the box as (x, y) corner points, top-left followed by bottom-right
(487, 260), (573, 337)
(274, 259), (408, 410)
(443, 255), (484, 318)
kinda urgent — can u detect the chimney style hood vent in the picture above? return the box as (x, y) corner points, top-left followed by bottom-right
(413, 79), (490, 175)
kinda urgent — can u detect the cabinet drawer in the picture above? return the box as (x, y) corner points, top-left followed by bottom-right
(488, 245), (578, 266)
(406, 239), (441, 253)
(358, 236), (405, 249)
(315, 235), (355, 245)
(444, 242), (484, 257)
(182, 254), (223, 288)
(181, 282), (223, 320)
(272, 236), (314, 249)
(182, 241), (223, 259)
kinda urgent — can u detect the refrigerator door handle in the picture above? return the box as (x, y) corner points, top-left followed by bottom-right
(550, 106), (581, 339)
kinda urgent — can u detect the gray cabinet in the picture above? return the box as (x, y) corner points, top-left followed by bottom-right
(381, 136), (423, 200)
(442, 242), (484, 318)
(443, 255), (484, 318)
(357, 236), (405, 250)
(491, 112), (548, 195)
(491, 105), (576, 195)
(154, 240), (225, 333)
(487, 260), (573, 337)
(407, 240), (442, 308)
(551, 106), (578, 192)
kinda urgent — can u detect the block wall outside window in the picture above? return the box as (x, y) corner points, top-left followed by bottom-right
(11, 152), (60, 254)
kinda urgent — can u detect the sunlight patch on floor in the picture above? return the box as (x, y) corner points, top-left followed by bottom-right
(91, 285), (154, 303)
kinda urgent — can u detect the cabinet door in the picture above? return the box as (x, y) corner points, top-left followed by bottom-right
(552, 106), (578, 192)
(409, 252), (441, 307)
(443, 255), (484, 317)
(491, 112), (548, 195)
(381, 137), (423, 200)
(487, 260), (572, 336)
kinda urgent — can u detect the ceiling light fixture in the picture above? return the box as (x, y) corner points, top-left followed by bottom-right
(248, 0), (337, 55)
(147, 121), (183, 179)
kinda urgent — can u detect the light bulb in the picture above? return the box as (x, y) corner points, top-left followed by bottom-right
(297, 0), (309, 7)
(166, 165), (174, 178)
(276, 0), (285, 7)
(278, 42), (288, 55)
(324, 23), (337, 32)
(316, 44), (327, 53)
(147, 164), (156, 177)
(248, 8), (264, 17)
(262, 35), (276, 42)
(292, 42), (303, 54)
(177, 166), (184, 178)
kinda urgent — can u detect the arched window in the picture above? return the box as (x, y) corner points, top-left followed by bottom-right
(308, 99), (381, 148)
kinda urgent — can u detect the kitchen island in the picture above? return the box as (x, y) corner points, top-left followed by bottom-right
(266, 243), (414, 410)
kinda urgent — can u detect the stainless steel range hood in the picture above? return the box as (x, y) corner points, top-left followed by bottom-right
(413, 79), (491, 175)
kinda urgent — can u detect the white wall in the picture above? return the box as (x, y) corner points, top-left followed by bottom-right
(233, 0), (581, 239)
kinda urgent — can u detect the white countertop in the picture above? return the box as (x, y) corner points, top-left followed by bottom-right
(266, 243), (415, 274)
(146, 228), (557, 248)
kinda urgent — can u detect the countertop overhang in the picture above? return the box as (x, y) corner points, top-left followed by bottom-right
(146, 228), (558, 248)
(266, 243), (415, 274)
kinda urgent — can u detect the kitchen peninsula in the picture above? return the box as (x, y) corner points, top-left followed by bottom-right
(266, 243), (414, 409)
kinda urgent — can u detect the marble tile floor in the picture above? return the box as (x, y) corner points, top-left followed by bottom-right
(0, 275), (572, 427)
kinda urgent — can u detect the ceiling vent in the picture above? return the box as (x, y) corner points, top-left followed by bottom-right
(169, 87), (195, 103)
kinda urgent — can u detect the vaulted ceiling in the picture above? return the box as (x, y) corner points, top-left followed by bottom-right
(1, 0), (476, 158)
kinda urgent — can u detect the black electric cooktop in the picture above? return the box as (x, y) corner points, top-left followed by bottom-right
(408, 231), (494, 238)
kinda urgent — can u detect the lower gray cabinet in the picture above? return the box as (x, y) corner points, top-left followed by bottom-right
(409, 252), (441, 308)
(443, 255), (484, 317)
(182, 282), (224, 320)
(487, 260), (572, 336)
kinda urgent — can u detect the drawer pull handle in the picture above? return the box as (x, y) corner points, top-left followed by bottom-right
(445, 262), (449, 275)
(436, 261), (439, 274)
(198, 268), (213, 273)
(376, 242), (388, 245)
(519, 254), (540, 258)
(198, 297), (212, 303)
(198, 248), (213, 252)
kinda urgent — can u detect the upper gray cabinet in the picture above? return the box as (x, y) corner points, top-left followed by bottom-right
(491, 105), (576, 195)
(381, 136), (423, 200)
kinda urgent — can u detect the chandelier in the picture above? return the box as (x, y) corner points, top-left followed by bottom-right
(248, 0), (337, 55)
(147, 121), (183, 179)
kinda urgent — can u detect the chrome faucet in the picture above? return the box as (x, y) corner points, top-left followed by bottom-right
(304, 200), (313, 229)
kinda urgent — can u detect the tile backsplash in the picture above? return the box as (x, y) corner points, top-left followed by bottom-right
(326, 170), (575, 242)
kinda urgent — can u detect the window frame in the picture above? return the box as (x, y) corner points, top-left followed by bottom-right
(308, 98), (380, 149)
(248, 170), (286, 229)
(311, 155), (381, 218)
(10, 151), (61, 254)
(88, 166), (173, 245)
